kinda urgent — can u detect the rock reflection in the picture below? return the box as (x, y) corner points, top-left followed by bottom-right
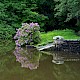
(13, 46), (41, 70)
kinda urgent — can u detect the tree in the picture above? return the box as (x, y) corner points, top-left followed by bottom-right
(54, 0), (80, 30)
(36, 0), (56, 31)
(0, 0), (47, 39)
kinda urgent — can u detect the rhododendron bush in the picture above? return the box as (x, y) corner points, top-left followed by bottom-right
(14, 22), (41, 46)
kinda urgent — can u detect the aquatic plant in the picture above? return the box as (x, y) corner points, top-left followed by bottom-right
(14, 22), (41, 46)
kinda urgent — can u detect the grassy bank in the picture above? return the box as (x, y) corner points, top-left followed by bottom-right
(38, 29), (80, 46)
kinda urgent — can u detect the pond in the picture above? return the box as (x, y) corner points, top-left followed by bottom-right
(0, 41), (80, 80)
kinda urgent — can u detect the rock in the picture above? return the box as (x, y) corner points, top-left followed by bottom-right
(53, 36), (64, 40)
(53, 36), (64, 44)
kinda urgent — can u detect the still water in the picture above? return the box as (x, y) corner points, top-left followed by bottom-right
(0, 41), (80, 80)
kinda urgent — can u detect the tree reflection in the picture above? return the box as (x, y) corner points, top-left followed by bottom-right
(13, 46), (41, 70)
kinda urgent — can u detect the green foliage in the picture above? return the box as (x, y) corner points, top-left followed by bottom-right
(1, 0), (80, 40)
(37, 0), (55, 31)
(0, 1), (47, 39)
(0, 24), (16, 39)
(54, 0), (80, 30)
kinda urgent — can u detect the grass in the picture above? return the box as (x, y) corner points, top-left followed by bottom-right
(38, 29), (80, 46)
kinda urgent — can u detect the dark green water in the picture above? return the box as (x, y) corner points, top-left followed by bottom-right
(0, 41), (80, 80)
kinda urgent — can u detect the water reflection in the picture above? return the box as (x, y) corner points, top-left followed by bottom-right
(0, 44), (80, 80)
(52, 50), (80, 64)
(13, 46), (41, 70)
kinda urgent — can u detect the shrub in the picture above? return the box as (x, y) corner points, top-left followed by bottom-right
(14, 22), (41, 46)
